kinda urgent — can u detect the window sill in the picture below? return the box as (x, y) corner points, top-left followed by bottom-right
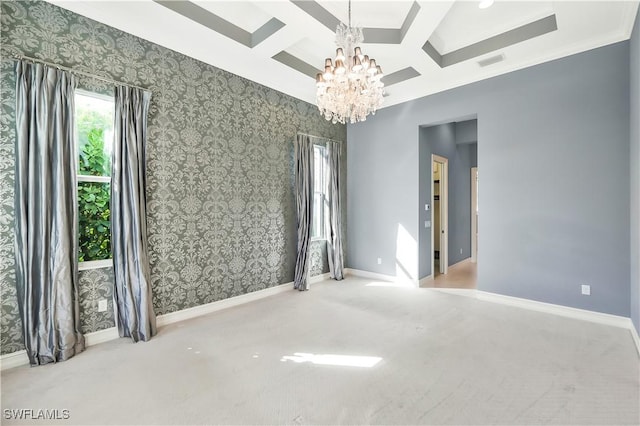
(311, 237), (327, 242)
(78, 259), (112, 271)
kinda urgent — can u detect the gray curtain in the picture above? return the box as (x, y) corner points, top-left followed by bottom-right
(293, 134), (314, 290)
(326, 141), (344, 280)
(14, 61), (85, 365)
(112, 85), (156, 342)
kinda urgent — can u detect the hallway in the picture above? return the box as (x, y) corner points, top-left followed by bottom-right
(421, 259), (476, 289)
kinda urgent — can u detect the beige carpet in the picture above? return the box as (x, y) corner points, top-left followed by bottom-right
(1, 277), (638, 425)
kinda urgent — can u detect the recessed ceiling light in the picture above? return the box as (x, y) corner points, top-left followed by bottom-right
(479, 0), (494, 9)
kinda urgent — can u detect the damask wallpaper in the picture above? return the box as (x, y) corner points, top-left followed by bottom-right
(0, 0), (346, 355)
(78, 268), (115, 335)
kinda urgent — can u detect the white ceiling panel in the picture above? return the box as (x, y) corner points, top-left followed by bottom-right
(318, 0), (415, 28)
(194, 0), (274, 32)
(430, 1), (555, 54)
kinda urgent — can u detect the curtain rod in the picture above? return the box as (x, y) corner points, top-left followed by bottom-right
(296, 132), (343, 144)
(13, 54), (149, 92)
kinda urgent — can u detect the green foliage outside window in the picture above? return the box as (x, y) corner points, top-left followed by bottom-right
(76, 95), (113, 262)
(78, 181), (111, 262)
(79, 127), (111, 176)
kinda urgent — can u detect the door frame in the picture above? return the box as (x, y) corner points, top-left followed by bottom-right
(431, 154), (449, 276)
(471, 167), (478, 263)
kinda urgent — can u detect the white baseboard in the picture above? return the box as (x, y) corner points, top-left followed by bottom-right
(448, 257), (472, 269)
(309, 272), (331, 284)
(84, 327), (119, 346)
(4, 278), (637, 369)
(0, 350), (29, 371)
(1, 326), (120, 371)
(346, 268), (420, 288)
(157, 281), (294, 327)
(418, 275), (433, 286)
(2, 281), (300, 370)
(345, 268), (396, 282)
(630, 323), (640, 357)
(429, 288), (478, 298)
(476, 291), (640, 356)
(476, 291), (631, 328)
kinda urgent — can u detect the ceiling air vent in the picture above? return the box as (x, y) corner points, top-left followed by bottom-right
(478, 54), (505, 67)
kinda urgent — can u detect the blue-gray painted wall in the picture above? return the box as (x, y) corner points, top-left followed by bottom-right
(630, 8), (640, 332)
(455, 120), (478, 145)
(347, 41), (630, 317)
(418, 123), (477, 278)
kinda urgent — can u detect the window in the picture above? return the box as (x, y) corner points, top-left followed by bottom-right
(75, 91), (114, 267)
(312, 144), (328, 240)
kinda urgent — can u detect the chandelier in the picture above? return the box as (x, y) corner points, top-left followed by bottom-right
(315, 0), (384, 124)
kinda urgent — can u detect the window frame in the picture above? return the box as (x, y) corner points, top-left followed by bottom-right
(75, 89), (115, 270)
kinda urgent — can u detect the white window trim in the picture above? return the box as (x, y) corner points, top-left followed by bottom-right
(76, 88), (114, 102)
(77, 175), (110, 183)
(78, 259), (112, 271)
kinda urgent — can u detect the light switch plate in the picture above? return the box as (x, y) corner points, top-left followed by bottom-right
(581, 284), (590, 296)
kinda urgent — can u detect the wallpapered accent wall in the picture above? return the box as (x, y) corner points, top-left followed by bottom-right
(0, 0), (346, 355)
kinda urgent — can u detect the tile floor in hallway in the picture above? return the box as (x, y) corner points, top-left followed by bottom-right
(421, 258), (477, 289)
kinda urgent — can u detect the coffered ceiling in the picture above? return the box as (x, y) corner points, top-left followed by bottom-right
(48, 0), (638, 109)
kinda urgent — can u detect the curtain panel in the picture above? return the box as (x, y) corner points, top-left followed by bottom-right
(326, 141), (344, 280)
(14, 60), (85, 365)
(293, 134), (314, 290)
(111, 85), (156, 342)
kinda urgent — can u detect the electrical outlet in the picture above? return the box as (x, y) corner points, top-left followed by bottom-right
(98, 299), (108, 312)
(377, 258), (382, 265)
(460, 248), (463, 254)
(581, 284), (591, 296)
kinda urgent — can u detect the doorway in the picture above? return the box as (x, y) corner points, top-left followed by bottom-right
(432, 154), (448, 277)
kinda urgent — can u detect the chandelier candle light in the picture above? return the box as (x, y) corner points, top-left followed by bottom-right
(315, 0), (384, 124)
